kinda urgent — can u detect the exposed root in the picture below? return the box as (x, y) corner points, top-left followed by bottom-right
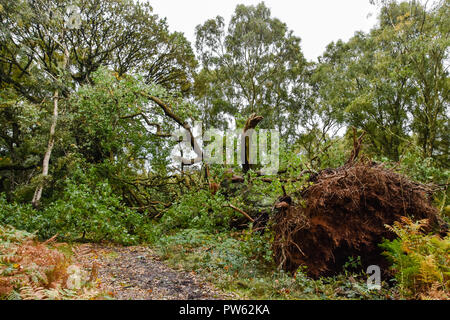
(272, 160), (447, 278)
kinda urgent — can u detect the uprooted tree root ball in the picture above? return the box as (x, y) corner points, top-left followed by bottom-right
(272, 160), (447, 278)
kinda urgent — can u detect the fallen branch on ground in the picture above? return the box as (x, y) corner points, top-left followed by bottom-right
(225, 204), (255, 223)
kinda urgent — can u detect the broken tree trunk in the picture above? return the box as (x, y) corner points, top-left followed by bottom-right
(242, 114), (264, 173)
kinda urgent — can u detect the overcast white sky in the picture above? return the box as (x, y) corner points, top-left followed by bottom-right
(148, 0), (439, 62)
(148, 0), (379, 62)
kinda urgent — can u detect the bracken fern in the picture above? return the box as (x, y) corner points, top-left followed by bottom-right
(0, 224), (101, 300)
(381, 217), (449, 299)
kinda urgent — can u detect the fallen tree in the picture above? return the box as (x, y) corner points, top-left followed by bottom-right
(271, 151), (447, 278)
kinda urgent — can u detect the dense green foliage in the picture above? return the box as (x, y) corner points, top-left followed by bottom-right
(0, 177), (151, 244)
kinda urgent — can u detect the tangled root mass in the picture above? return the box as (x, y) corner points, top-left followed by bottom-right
(272, 161), (446, 278)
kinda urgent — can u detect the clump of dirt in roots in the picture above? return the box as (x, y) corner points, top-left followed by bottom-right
(272, 160), (447, 278)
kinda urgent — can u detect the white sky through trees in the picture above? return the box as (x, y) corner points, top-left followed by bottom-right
(147, 0), (439, 61)
(149, 0), (376, 62)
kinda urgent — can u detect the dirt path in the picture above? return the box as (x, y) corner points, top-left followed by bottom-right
(74, 244), (236, 300)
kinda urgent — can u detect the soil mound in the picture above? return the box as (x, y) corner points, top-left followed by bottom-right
(272, 161), (446, 278)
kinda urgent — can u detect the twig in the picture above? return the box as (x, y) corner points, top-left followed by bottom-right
(225, 204), (255, 223)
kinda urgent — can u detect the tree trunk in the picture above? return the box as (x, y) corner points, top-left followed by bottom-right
(32, 90), (59, 208)
(242, 114), (263, 173)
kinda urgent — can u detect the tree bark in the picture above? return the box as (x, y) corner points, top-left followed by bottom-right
(31, 90), (59, 208)
(242, 114), (263, 173)
(142, 92), (204, 165)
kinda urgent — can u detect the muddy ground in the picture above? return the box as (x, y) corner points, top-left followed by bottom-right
(75, 244), (237, 300)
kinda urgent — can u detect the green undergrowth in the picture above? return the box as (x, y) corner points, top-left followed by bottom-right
(152, 227), (395, 300)
(381, 217), (449, 299)
(0, 177), (155, 245)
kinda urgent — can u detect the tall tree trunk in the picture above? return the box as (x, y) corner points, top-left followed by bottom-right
(31, 90), (59, 208)
(31, 34), (68, 208)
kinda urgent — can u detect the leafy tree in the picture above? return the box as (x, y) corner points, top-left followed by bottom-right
(0, 0), (197, 96)
(194, 2), (307, 141)
(314, 0), (449, 163)
(0, 0), (198, 202)
(380, 0), (449, 163)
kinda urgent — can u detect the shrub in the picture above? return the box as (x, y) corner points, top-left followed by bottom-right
(396, 148), (449, 185)
(380, 217), (449, 299)
(0, 179), (152, 245)
(157, 189), (238, 233)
